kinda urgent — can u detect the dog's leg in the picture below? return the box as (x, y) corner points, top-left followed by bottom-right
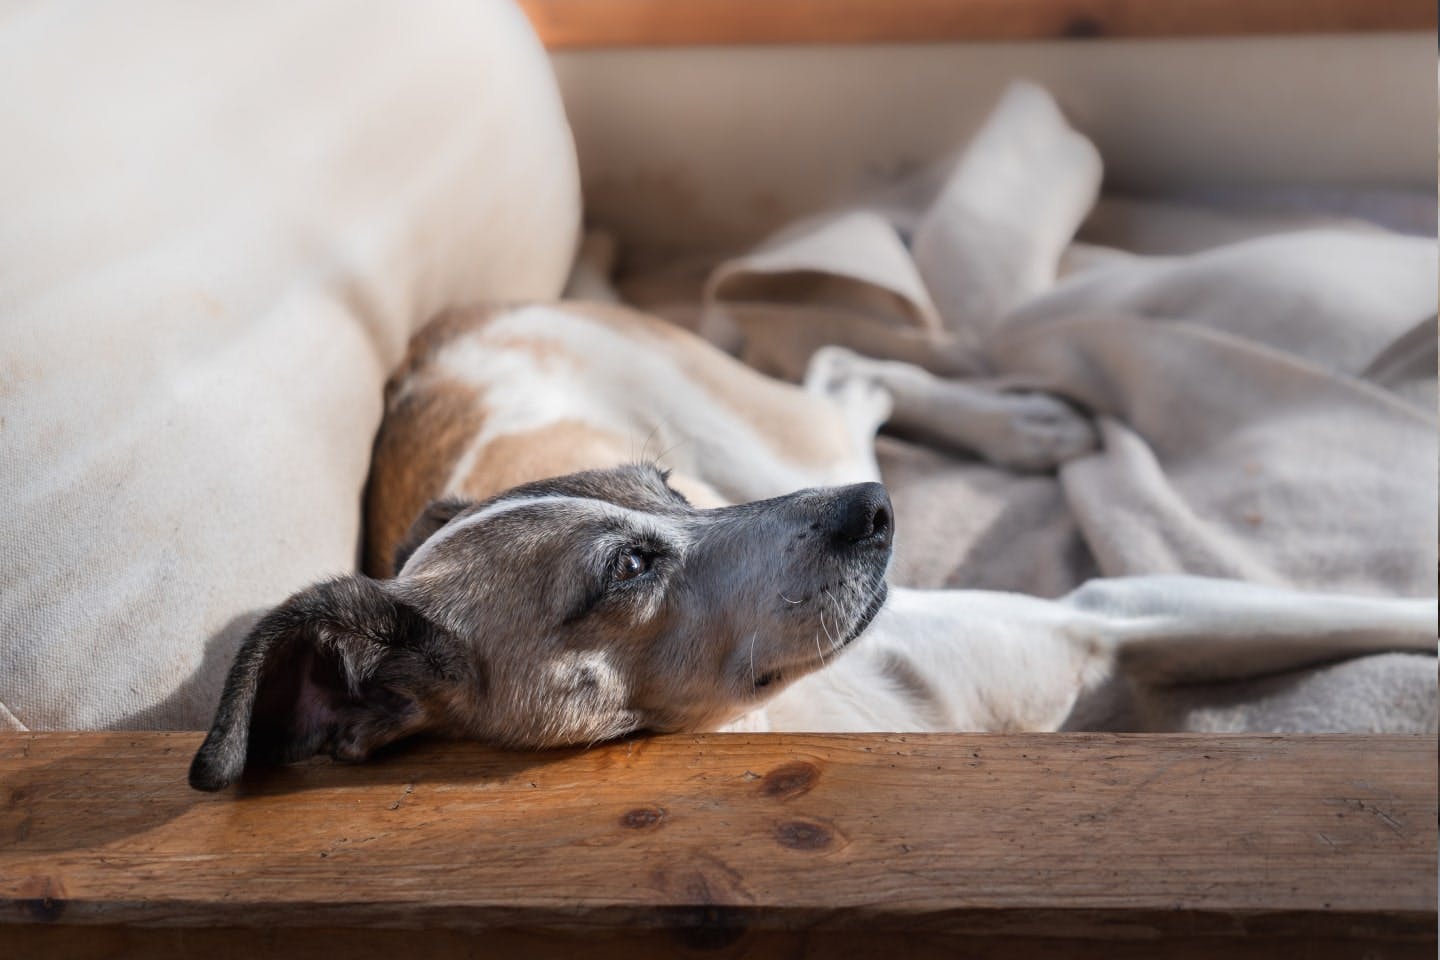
(805, 345), (1096, 471)
(803, 345), (892, 483)
(764, 577), (1433, 736)
(1063, 575), (1438, 685)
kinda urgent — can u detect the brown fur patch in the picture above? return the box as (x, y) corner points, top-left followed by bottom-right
(459, 420), (631, 504)
(364, 381), (487, 578)
(364, 305), (518, 576)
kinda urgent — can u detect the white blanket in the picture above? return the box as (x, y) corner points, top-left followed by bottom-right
(691, 83), (1437, 730)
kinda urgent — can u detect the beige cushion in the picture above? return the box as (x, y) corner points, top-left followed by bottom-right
(0, 1), (580, 729)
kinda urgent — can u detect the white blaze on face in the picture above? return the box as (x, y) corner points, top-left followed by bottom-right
(397, 494), (583, 577)
(398, 488), (692, 589)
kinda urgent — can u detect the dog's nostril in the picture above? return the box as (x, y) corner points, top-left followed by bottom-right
(833, 482), (893, 546)
(872, 504), (891, 536)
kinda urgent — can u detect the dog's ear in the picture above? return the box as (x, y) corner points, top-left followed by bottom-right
(189, 575), (462, 791)
(392, 497), (473, 576)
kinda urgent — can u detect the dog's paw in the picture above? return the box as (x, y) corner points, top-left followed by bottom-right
(804, 345), (894, 431)
(803, 344), (869, 395)
(979, 392), (1098, 471)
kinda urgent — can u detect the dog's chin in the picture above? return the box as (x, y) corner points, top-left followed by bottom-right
(841, 578), (888, 647)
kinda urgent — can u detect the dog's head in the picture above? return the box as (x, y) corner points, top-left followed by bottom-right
(190, 464), (891, 790)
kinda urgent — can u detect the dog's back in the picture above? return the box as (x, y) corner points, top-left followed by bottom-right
(365, 302), (871, 576)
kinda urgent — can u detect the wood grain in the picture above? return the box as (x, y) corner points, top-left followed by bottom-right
(1, 732), (1435, 958)
(517, 0), (1435, 48)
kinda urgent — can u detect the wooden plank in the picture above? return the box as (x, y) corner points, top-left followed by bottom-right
(1, 732), (1435, 957)
(517, 0), (1436, 48)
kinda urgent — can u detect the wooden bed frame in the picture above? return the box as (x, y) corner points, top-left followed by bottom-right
(3, 2), (1435, 957)
(517, 0), (1433, 47)
(2, 732), (1434, 958)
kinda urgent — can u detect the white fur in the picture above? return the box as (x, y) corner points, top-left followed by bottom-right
(547, 649), (630, 712)
(751, 580), (1437, 733)
(398, 494), (581, 577)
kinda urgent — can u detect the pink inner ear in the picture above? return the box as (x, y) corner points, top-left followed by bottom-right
(252, 631), (419, 765)
(254, 642), (348, 758)
(292, 675), (340, 744)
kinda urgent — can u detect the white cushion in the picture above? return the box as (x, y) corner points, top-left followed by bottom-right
(0, 0), (580, 729)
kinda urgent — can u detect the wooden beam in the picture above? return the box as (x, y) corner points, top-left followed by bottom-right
(1, 732), (1435, 958)
(517, 0), (1436, 48)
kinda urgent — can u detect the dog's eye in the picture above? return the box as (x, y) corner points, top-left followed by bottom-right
(614, 549), (650, 581)
(755, 671), (778, 689)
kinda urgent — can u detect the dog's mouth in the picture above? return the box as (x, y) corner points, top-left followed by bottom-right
(845, 578), (888, 643)
(752, 576), (888, 695)
(786, 574), (889, 676)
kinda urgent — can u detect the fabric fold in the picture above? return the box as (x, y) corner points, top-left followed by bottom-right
(696, 80), (1436, 610)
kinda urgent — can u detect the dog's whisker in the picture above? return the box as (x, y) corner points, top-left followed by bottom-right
(821, 588), (843, 652)
(652, 431), (691, 469)
(636, 421), (662, 465)
(813, 630), (827, 668)
(780, 593), (802, 605)
(747, 630), (758, 688)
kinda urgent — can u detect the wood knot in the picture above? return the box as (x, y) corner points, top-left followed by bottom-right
(760, 761), (819, 800)
(16, 875), (66, 921)
(652, 863), (750, 950)
(775, 820), (832, 851)
(620, 806), (667, 829)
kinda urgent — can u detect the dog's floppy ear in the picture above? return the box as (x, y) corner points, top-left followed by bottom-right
(189, 575), (461, 791)
(392, 497), (473, 576)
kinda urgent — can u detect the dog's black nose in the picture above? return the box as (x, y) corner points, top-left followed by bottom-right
(832, 482), (893, 548)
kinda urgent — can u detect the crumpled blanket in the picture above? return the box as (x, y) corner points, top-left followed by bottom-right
(625, 82), (1439, 731)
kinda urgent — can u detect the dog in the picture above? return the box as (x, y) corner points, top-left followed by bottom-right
(190, 302), (1435, 790)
